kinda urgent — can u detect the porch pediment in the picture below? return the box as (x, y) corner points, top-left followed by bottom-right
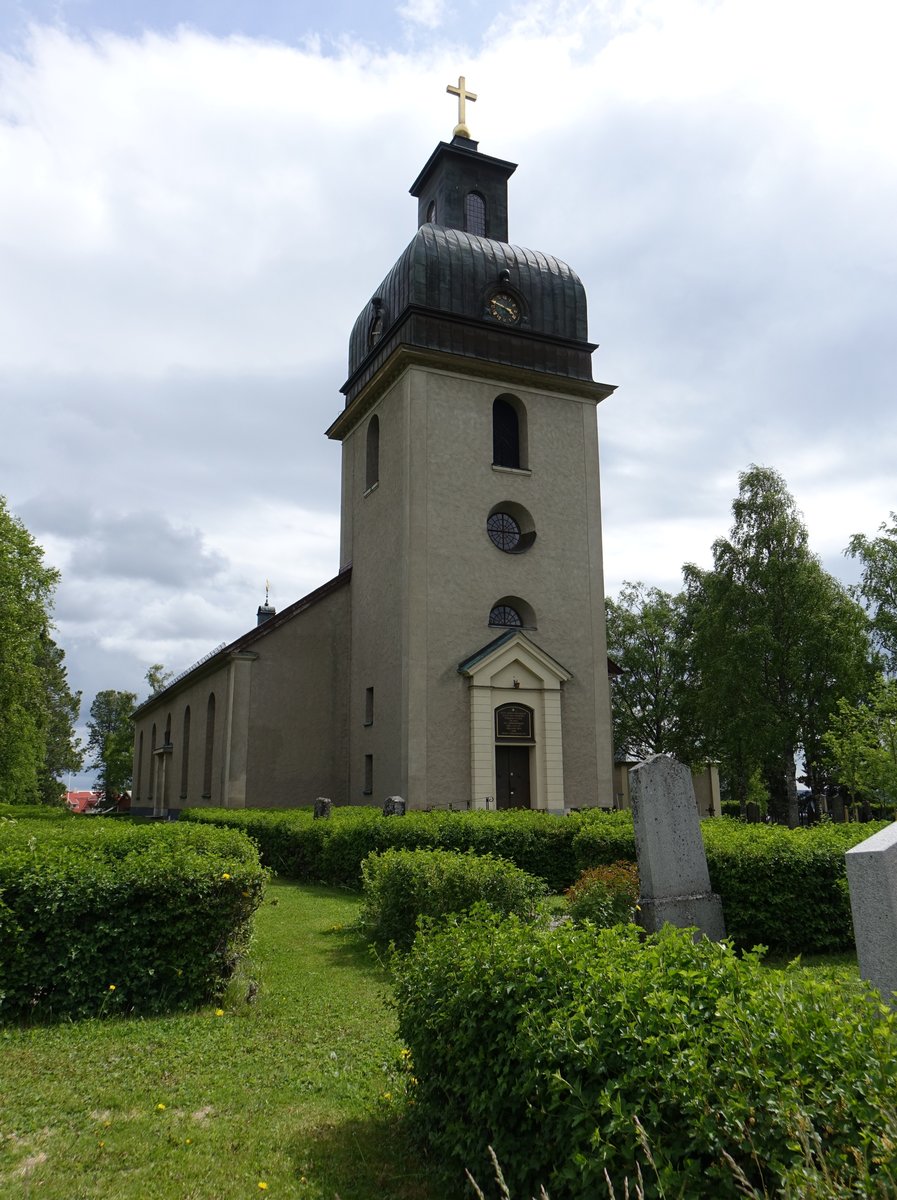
(458, 629), (572, 691)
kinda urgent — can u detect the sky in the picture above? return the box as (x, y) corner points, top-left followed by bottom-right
(1, 0), (895, 787)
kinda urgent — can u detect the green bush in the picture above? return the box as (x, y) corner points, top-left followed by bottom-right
(564, 860), (639, 927)
(572, 811), (891, 953)
(702, 818), (890, 953)
(181, 805), (585, 891)
(360, 848), (546, 949)
(571, 808), (638, 871)
(394, 910), (897, 1200)
(183, 805), (891, 955)
(0, 818), (266, 1020)
(0, 803), (71, 821)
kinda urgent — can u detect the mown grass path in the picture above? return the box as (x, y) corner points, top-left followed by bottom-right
(0, 880), (450, 1200)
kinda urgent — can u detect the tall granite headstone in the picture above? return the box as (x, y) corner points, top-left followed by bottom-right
(629, 754), (726, 941)
(845, 822), (897, 1005)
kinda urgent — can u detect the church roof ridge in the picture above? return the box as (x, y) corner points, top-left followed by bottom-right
(132, 568), (352, 715)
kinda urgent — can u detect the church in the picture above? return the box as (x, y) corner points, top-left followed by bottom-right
(131, 80), (617, 817)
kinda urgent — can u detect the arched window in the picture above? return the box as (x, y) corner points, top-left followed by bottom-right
(164, 712), (172, 746)
(493, 396), (523, 468)
(180, 706), (191, 800)
(465, 191), (486, 236)
(488, 596), (536, 628)
(489, 604), (522, 627)
(148, 723), (157, 801)
(426, 200), (437, 223)
(135, 730), (144, 801)
(366, 415), (380, 491)
(203, 693), (216, 799)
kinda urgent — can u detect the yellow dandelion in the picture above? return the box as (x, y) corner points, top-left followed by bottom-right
(215, 1008), (225, 1017)
(107, 984), (116, 991)
(381, 1091), (392, 1101)
(185, 1138), (192, 1145)
(98, 1141), (105, 1148)
(399, 1047), (411, 1059)
(221, 873), (231, 880)
(156, 1104), (166, 1112)
(258, 1183), (269, 1191)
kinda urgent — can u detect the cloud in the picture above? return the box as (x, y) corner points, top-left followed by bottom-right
(396, 0), (445, 29)
(1, 2), (895, 788)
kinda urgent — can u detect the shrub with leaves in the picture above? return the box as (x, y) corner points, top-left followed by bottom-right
(573, 811), (891, 953)
(564, 860), (639, 927)
(183, 805), (584, 891)
(393, 911), (897, 1200)
(0, 818), (266, 1020)
(360, 848), (546, 949)
(702, 817), (890, 953)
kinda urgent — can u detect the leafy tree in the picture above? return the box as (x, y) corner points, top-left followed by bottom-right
(35, 633), (83, 803)
(145, 663), (174, 697)
(847, 513), (897, 672)
(0, 496), (80, 804)
(86, 689), (137, 802)
(822, 676), (897, 804)
(683, 466), (872, 825)
(605, 582), (688, 760)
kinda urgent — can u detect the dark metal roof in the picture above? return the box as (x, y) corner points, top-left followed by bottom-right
(341, 224), (596, 407)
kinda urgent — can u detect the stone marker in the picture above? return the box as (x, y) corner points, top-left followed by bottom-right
(382, 796), (406, 817)
(313, 797), (332, 819)
(629, 754), (726, 941)
(845, 822), (897, 1005)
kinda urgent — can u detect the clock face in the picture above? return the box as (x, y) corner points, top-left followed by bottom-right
(489, 292), (520, 324)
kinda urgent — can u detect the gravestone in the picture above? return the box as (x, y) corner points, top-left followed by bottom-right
(745, 801), (761, 823)
(382, 796), (406, 817)
(845, 822), (897, 1005)
(313, 797), (332, 819)
(629, 755), (726, 941)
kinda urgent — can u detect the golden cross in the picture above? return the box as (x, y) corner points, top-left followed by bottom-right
(446, 75), (477, 139)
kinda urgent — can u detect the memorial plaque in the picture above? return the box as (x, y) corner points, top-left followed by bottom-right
(495, 704), (533, 741)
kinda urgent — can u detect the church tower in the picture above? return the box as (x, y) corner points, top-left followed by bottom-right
(327, 82), (616, 811)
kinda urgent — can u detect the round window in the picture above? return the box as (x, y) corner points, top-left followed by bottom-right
(487, 512), (521, 552)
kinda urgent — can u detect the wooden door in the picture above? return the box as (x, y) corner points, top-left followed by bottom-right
(495, 745), (531, 809)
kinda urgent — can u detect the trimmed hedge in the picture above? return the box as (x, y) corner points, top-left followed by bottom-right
(0, 803), (71, 822)
(360, 848), (546, 949)
(394, 910), (897, 1200)
(182, 805), (892, 953)
(181, 805), (585, 892)
(702, 818), (891, 954)
(0, 817), (266, 1020)
(573, 813), (891, 953)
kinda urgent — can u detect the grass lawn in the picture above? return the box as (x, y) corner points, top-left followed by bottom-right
(0, 880), (451, 1200)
